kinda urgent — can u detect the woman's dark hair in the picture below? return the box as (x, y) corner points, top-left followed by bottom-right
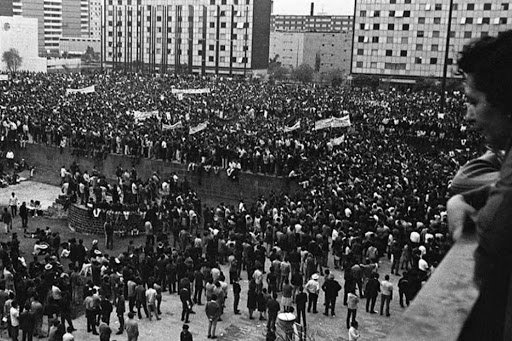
(458, 30), (512, 112)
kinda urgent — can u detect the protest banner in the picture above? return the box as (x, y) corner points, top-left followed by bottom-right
(66, 85), (95, 95)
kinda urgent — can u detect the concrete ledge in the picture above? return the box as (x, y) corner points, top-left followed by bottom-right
(16, 143), (298, 206)
(385, 233), (479, 341)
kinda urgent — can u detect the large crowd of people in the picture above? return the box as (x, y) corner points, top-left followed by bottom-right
(0, 61), (490, 341)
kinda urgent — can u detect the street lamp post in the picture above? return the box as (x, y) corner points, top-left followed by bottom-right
(440, 0), (454, 114)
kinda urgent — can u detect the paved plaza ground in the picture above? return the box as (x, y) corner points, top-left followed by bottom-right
(0, 181), (406, 341)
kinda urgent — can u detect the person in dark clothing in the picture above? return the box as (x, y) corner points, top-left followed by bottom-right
(193, 269), (204, 305)
(19, 302), (35, 341)
(266, 293), (280, 332)
(100, 296), (113, 325)
(365, 273), (380, 313)
(295, 286), (307, 328)
(19, 202), (28, 233)
(180, 286), (193, 323)
(180, 324), (193, 341)
(104, 222), (114, 250)
(398, 272), (410, 308)
(322, 274), (341, 316)
(60, 291), (75, 332)
(233, 278), (241, 314)
(115, 292), (125, 335)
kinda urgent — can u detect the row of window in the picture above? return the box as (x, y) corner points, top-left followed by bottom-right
(107, 51), (249, 64)
(107, 0), (251, 6)
(359, 19), (507, 32)
(361, 2), (510, 17)
(355, 57), (453, 69)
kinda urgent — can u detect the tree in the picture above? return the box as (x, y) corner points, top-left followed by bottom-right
(292, 63), (314, 83)
(268, 55), (290, 81)
(322, 68), (345, 87)
(2, 48), (22, 72)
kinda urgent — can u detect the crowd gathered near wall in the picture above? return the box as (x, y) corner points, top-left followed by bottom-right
(0, 70), (487, 340)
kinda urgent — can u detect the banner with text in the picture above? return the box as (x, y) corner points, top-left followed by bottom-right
(172, 88), (211, 95)
(189, 122), (208, 135)
(162, 121), (183, 131)
(133, 110), (158, 121)
(66, 85), (95, 95)
(314, 115), (351, 130)
(283, 120), (301, 133)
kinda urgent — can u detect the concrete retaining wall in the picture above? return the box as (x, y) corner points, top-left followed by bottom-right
(16, 144), (298, 206)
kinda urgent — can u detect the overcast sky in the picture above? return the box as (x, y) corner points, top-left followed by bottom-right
(273, 0), (354, 15)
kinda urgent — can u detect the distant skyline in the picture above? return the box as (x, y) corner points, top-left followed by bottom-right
(273, 0), (354, 16)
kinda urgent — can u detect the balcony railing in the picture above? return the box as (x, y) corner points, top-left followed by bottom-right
(385, 232), (480, 341)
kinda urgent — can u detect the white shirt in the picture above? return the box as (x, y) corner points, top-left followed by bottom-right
(63, 332), (75, 341)
(348, 326), (360, 341)
(10, 306), (19, 327)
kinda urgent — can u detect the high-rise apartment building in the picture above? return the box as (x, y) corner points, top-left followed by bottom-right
(103, 0), (272, 75)
(271, 15), (353, 32)
(8, 0), (100, 55)
(0, 2), (14, 16)
(352, 0), (512, 78)
(270, 31), (352, 75)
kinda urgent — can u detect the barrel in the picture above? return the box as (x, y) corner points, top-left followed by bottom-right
(277, 312), (296, 337)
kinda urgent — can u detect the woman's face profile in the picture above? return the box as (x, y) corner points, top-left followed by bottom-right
(464, 74), (512, 150)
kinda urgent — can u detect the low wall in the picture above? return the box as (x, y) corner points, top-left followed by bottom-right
(16, 143), (298, 206)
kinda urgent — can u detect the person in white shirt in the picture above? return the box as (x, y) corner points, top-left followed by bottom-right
(8, 192), (19, 217)
(304, 273), (320, 313)
(10, 300), (20, 340)
(380, 275), (393, 317)
(348, 321), (360, 341)
(145, 287), (160, 321)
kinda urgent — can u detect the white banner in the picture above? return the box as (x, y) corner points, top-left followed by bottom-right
(66, 85), (95, 95)
(330, 135), (345, 146)
(283, 120), (301, 133)
(438, 113), (445, 119)
(189, 122), (208, 135)
(315, 115), (351, 130)
(172, 88), (210, 95)
(331, 115), (352, 128)
(0, 75), (8, 81)
(162, 121), (183, 131)
(314, 118), (332, 131)
(133, 110), (158, 121)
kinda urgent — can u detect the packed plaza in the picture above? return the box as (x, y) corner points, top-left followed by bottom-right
(0, 68), (487, 341)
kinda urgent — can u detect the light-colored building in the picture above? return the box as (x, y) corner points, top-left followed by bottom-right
(9, 0), (101, 55)
(271, 15), (353, 32)
(0, 16), (47, 72)
(352, 0), (512, 78)
(103, 0), (272, 75)
(270, 30), (351, 75)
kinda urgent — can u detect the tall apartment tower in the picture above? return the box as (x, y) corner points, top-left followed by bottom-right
(8, 0), (100, 55)
(352, 0), (512, 78)
(103, 0), (272, 75)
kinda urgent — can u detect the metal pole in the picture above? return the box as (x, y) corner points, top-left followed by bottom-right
(440, 0), (454, 113)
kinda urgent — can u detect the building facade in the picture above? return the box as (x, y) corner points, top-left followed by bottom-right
(0, 2), (14, 16)
(103, 0), (272, 75)
(270, 30), (351, 75)
(8, 0), (100, 55)
(271, 14), (353, 32)
(0, 16), (47, 72)
(352, 0), (512, 78)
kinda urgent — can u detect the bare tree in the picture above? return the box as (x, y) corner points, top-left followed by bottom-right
(2, 48), (22, 72)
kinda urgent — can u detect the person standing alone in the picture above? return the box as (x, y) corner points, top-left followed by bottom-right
(380, 275), (393, 317)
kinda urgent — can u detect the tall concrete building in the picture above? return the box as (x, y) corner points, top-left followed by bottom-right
(352, 0), (512, 78)
(0, 16), (47, 72)
(271, 15), (353, 32)
(8, 0), (100, 55)
(103, 0), (272, 75)
(270, 31), (351, 76)
(0, 2), (14, 16)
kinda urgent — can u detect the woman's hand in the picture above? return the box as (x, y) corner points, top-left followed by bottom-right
(447, 194), (476, 241)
